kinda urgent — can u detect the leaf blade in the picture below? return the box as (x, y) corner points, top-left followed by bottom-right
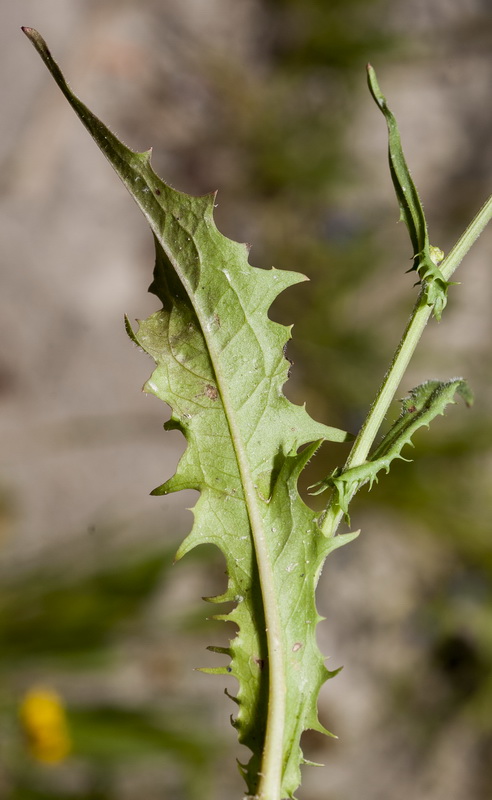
(23, 28), (353, 798)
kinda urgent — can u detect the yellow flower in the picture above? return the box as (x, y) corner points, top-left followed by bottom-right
(19, 687), (71, 764)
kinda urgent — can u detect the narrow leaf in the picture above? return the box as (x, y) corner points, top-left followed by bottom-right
(23, 28), (354, 798)
(367, 65), (454, 320)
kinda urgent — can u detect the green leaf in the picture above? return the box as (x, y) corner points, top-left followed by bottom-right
(367, 65), (454, 321)
(312, 378), (473, 522)
(23, 28), (354, 798)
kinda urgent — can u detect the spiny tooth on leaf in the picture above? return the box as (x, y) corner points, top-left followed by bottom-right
(325, 529), (361, 550)
(209, 612), (234, 623)
(196, 666), (231, 675)
(202, 591), (235, 603)
(207, 646), (231, 655)
(302, 758), (325, 768)
(308, 718), (338, 739)
(123, 314), (139, 344)
(323, 666), (343, 680)
(224, 688), (239, 705)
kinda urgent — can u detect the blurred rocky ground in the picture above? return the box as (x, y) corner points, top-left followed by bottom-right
(1, 1), (492, 799)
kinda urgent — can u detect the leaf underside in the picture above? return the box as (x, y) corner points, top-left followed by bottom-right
(23, 28), (357, 798)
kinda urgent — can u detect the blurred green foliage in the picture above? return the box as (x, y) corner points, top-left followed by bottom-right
(0, 536), (223, 798)
(0, 550), (172, 661)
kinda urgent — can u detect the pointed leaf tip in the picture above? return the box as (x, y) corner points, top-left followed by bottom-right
(124, 314), (139, 345)
(22, 27), (51, 61)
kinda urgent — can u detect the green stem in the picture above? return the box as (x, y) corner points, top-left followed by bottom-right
(321, 193), (492, 537)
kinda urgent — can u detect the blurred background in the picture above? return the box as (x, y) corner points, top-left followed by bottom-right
(1, 1), (492, 798)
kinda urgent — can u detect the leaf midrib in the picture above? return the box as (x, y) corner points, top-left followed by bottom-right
(130, 145), (286, 800)
(157, 237), (287, 800)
